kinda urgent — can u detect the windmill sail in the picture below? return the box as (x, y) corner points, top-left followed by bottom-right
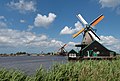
(77, 14), (88, 25)
(73, 28), (85, 38)
(90, 14), (104, 27)
(90, 29), (100, 40)
(88, 31), (99, 41)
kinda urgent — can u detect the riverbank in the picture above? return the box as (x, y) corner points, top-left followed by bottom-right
(0, 52), (60, 57)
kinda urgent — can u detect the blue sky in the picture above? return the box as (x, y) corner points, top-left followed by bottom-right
(0, 0), (120, 53)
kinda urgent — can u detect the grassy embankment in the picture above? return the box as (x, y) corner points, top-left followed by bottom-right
(0, 57), (120, 81)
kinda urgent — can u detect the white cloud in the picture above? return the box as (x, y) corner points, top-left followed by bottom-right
(0, 21), (7, 28)
(35, 35), (47, 41)
(0, 26), (67, 53)
(0, 16), (7, 21)
(34, 13), (56, 27)
(63, 41), (80, 52)
(27, 25), (34, 31)
(60, 26), (75, 35)
(0, 16), (5, 20)
(0, 28), (50, 47)
(0, 29), (36, 46)
(99, 0), (120, 8)
(60, 21), (83, 34)
(99, 0), (120, 14)
(20, 19), (26, 23)
(68, 42), (77, 46)
(116, 6), (120, 14)
(7, 0), (36, 13)
(99, 35), (120, 53)
(0, 18), (66, 53)
(49, 39), (63, 47)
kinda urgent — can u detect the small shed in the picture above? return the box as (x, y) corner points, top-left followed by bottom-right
(68, 49), (78, 59)
(81, 40), (116, 57)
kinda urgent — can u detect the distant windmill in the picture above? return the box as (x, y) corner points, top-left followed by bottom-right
(58, 44), (67, 56)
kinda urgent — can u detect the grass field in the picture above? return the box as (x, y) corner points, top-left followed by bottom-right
(0, 57), (120, 81)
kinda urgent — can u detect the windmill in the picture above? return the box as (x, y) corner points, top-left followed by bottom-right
(58, 44), (67, 56)
(68, 13), (116, 60)
(73, 14), (104, 49)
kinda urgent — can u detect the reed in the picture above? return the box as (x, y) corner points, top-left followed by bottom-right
(1, 59), (120, 81)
